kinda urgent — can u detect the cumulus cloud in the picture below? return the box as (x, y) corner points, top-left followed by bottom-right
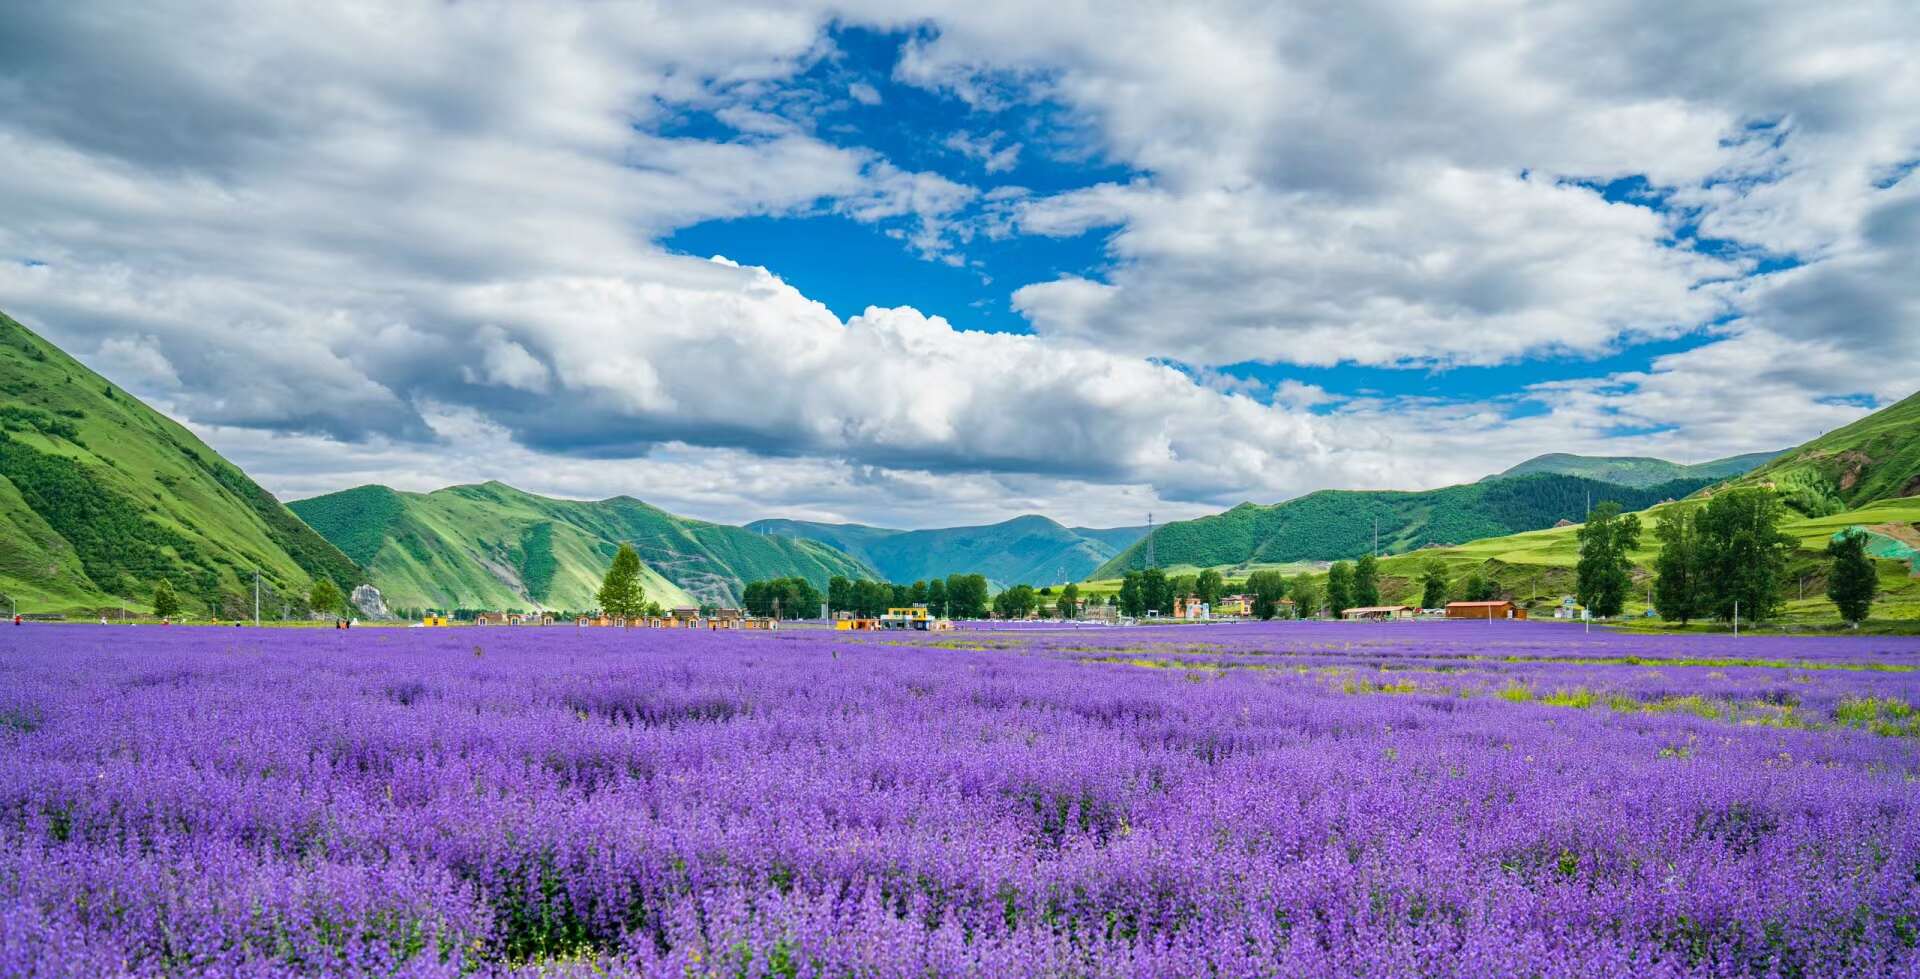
(0, 0), (1913, 527)
(882, 0), (1919, 370)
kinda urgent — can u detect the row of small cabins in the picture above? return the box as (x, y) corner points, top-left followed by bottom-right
(433, 598), (1523, 629)
(1072, 596), (1525, 623)
(425, 608), (777, 629)
(1340, 600), (1528, 621)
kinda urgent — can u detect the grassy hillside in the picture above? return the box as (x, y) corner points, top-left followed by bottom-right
(746, 515), (1146, 588)
(1720, 389), (1920, 515)
(0, 310), (360, 616)
(1492, 451), (1779, 487)
(1357, 495), (1920, 622)
(291, 482), (873, 611)
(1076, 496), (1920, 625)
(1092, 473), (1714, 578)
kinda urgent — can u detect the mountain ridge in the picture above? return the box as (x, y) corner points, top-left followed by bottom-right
(0, 310), (360, 615)
(290, 480), (875, 611)
(1490, 450), (1781, 488)
(746, 515), (1147, 588)
(1090, 472), (1719, 577)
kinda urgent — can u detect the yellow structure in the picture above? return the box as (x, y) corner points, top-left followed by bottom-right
(420, 614), (450, 627)
(834, 617), (880, 631)
(879, 605), (952, 631)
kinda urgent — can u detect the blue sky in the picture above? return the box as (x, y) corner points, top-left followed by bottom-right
(0, 3), (1913, 527)
(665, 26), (1125, 334)
(662, 27), (1762, 421)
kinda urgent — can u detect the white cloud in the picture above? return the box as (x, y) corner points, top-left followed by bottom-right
(877, 0), (1919, 369)
(0, 0), (1912, 529)
(942, 130), (1022, 174)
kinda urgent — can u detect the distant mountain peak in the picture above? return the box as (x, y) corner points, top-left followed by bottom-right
(1489, 451), (1781, 489)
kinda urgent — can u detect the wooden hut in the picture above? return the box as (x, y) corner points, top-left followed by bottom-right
(1444, 600), (1525, 620)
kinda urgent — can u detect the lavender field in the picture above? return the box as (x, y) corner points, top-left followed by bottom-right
(3, 621), (1919, 977)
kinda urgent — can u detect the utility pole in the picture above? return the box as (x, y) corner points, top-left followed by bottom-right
(1733, 600), (1739, 637)
(1145, 512), (1155, 570)
(253, 571), (261, 627)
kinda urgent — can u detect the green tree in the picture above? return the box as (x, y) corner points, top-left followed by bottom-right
(852, 579), (892, 617)
(1326, 562), (1353, 618)
(1696, 488), (1794, 623)
(309, 578), (344, 618)
(1140, 568), (1172, 615)
(1462, 572), (1495, 603)
(595, 543), (648, 618)
(152, 579), (181, 619)
(1168, 574), (1197, 600)
(1118, 571), (1144, 617)
(1290, 575), (1320, 619)
(944, 574), (989, 618)
(1652, 507), (1705, 624)
(1575, 501), (1640, 618)
(1420, 562), (1448, 611)
(741, 577), (823, 618)
(1195, 569), (1224, 605)
(1353, 554), (1381, 608)
(1826, 528), (1878, 626)
(926, 577), (948, 616)
(1056, 583), (1080, 620)
(827, 576), (852, 614)
(993, 584), (1038, 619)
(1247, 570), (1288, 620)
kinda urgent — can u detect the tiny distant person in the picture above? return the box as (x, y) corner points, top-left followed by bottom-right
(11, 614), (19, 626)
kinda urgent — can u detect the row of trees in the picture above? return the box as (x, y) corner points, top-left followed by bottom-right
(741, 577), (822, 619)
(824, 574), (992, 618)
(1574, 487), (1880, 625)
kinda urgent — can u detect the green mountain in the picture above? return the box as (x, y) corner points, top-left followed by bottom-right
(1090, 473), (1716, 577)
(1492, 451), (1780, 488)
(289, 481), (874, 611)
(0, 310), (360, 616)
(1229, 391), (1920, 623)
(1719, 390), (1920, 515)
(746, 515), (1147, 588)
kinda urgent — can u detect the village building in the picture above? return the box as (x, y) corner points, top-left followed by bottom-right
(1172, 596), (1210, 620)
(1342, 605), (1415, 621)
(1214, 594), (1254, 617)
(1444, 600), (1526, 620)
(878, 605), (953, 631)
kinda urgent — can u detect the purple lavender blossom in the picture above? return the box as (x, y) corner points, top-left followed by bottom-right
(1, 621), (1916, 977)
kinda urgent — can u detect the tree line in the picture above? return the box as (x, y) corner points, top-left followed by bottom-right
(648, 484), (1890, 629)
(1572, 488), (1878, 626)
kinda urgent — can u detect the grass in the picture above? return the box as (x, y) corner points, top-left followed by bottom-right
(0, 310), (359, 616)
(1071, 494), (1920, 630)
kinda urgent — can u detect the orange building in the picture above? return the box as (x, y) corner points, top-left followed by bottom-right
(1444, 600), (1526, 620)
